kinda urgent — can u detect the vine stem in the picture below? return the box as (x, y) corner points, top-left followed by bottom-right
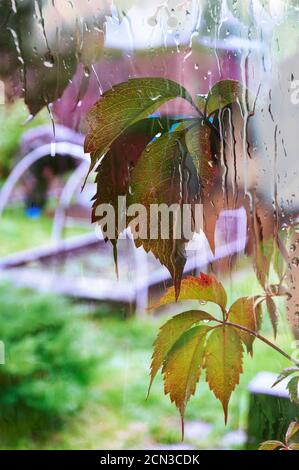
(215, 319), (299, 367)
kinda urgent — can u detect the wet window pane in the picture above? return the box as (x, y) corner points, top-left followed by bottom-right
(0, 0), (298, 451)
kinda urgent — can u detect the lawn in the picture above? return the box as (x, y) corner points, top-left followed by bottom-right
(0, 207), (88, 257)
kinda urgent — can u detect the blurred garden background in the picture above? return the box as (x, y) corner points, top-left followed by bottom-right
(0, 0), (298, 450)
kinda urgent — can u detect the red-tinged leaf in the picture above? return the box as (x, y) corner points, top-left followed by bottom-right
(162, 325), (210, 436)
(185, 122), (221, 253)
(287, 377), (299, 405)
(266, 295), (278, 338)
(286, 421), (299, 444)
(202, 201), (218, 254)
(151, 273), (227, 310)
(148, 310), (216, 394)
(227, 296), (262, 354)
(185, 122), (219, 195)
(204, 326), (243, 423)
(91, 117), (180, 234)
(258, 440), (285, 450)
(84, 78), (195, 173)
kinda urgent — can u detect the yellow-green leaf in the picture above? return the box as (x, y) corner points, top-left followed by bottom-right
(195, 94), (207, 114)
(149, 310), (215, 393)
(286, 421), (299, 444)
(272, 367), (299, 387)
(204, 325), (243, 422)
(228, 296), (262, 354)
(162, 325), (210, 435)
(151, 273), (227, 310)
(205, 79), (252, 117)
(84, 78), (195, 172)
(258, 440), (285, 450)
(289, 443), (299, 450)
(266, 295), (278, 338)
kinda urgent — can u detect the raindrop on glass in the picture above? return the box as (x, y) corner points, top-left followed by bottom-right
(84, 66), (90, 78)
(44, 52), (55, 68)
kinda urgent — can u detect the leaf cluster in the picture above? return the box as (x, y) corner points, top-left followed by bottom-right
(85, 78), (250, 296)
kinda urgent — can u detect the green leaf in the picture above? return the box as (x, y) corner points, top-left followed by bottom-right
(84, 78), (195, 172)
(287, 377), (299, 404)
(151, 273), (227, 310)
(129, 126), (194, 204)
(272, 367), (299, 387)
(128, 126), (200, 296)
(185, 122), (219, 191)
(149, 310), (216, 394)
(266, 296), (278, 338)
(228, 296), (262, 354)
(205, 79), (252, 117)
(162, 325), (210, 435)
(195, 94), (207, 114)
(258, 440), (285, 450)
(204, 325), (243, 423)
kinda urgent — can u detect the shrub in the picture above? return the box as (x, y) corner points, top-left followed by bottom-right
(0, 284), (101, 436)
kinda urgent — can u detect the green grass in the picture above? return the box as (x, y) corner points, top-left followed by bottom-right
(0, 274), (293, 450)
(0, 207), (88, 256)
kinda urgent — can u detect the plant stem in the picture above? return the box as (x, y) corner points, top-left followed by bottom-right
(215, 319), (299, 367)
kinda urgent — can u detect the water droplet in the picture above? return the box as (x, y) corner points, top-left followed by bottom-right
(167, 16), (178, 28)
(147, 16), (157, 27)
(44, 52), (54, 68)
(150, 95), (162, 102)
(84, 66), (90, 77)
(291, 257), (299, 267)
